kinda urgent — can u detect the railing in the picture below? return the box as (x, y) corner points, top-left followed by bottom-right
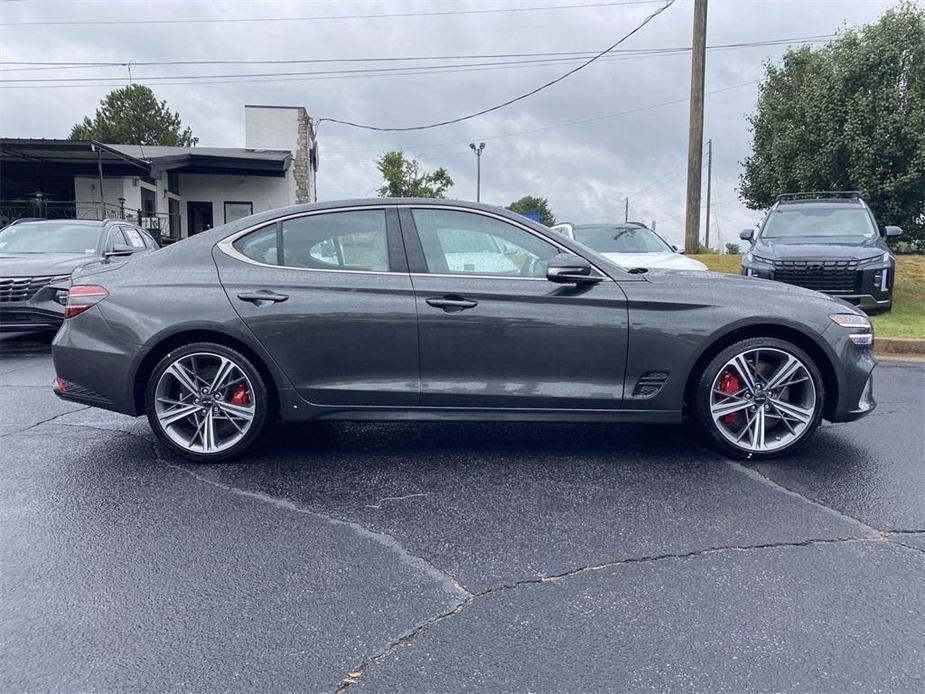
(0, 199), (174, 240)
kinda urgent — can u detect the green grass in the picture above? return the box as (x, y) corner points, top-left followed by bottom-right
(690, 254), (925, 339)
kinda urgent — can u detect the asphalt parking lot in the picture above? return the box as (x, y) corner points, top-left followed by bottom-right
(1, 335), (923, 693)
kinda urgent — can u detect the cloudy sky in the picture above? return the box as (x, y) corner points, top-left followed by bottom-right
(0, 0), (899, 248)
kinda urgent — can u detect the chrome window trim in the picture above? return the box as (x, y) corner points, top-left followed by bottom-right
(410, 272), (548, 282)
(402, 204), (613, 281)
(216, 205), (400, 276)
(216, 203), (613, 281)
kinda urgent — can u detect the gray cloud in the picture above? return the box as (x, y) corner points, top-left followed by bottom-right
(0, 0), (897, 247)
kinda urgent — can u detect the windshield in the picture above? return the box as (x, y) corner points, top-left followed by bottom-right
(572, 225), (672, 253)
(761, 207), (877, 240)
(0, 222), (102, 254)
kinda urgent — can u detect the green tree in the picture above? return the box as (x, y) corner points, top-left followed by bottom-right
(375, 151), (453, 198)
(739, 2), (925, 246)
(506, 195), (556, 226)
(69, 84), (198, 146)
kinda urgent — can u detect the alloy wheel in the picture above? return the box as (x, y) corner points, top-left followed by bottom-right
(709, 347), (817, 453)
(153, 352), (256, 454)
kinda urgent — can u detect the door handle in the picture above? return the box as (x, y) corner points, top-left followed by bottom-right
(237, 290), (289, 305)
(425, 296), (478, 312)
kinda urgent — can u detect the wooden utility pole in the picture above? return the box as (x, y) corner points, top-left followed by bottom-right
(704, 137), (712, 249)
(684, 0), (708, 254)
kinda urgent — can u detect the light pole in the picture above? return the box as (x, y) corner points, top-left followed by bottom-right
(469, 142), (485, 202)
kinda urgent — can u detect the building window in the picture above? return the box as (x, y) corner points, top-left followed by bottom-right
(167, 171), (180, 195)
(140, 187), (157, 217)
(224, 201), (253, 224)
(167, 198), (181, 241)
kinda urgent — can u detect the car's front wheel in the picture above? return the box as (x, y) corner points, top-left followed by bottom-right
(695, 337), (825, 459)
(145, 342), (268, 462)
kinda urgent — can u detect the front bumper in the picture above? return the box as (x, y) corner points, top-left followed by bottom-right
(824, 328), (878, 423)
(742, 261), (894, 313)
(0, 282), (68, 332)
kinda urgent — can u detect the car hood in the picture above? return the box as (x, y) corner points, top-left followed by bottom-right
(0, 252), (100, 277)
(599, 251), (708, 271)
(752, 237), (885, 262)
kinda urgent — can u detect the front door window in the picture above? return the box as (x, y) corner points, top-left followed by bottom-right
(411, 208), (558, 278)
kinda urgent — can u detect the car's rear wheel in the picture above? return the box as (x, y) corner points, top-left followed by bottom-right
(145, 342), (268, 462)
(695, 337), (824, 459)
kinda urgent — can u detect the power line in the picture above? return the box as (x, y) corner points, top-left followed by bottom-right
(322, 80), (756, 159)
(316, 0), (677, 133)
(0, 35), (835, 72)
(0, 1), (664, 27)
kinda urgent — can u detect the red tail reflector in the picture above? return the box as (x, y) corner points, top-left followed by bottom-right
(53, 376), (67, 393)
(65, 284), (108, 319)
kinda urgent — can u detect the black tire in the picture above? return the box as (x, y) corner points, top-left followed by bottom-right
(144, 341), (268, 462)
(694, 337), (825, 460)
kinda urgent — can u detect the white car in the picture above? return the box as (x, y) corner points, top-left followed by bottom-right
(551, 222), (708, 271)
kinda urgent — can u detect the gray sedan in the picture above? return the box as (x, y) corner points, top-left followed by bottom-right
(51, 199), (877, 462)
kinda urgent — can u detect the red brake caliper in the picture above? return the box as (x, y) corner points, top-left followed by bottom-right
(717, 370), (741, 426)
(228, 383), (250, 406)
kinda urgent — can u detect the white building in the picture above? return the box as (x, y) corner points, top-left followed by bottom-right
(0, 105), (318, 241)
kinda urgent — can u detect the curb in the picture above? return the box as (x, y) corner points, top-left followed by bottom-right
(874, 337), (925, 359)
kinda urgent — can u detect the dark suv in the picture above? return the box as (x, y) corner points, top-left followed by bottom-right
(0, 218), (158, 332)
(740, 192), (902, 313)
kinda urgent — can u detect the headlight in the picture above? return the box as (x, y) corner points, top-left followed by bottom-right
(830, 313), (873, 346)
(745, 253), (773, 264)
(857, 252), (892, 267)
(830, 313), (871, 329)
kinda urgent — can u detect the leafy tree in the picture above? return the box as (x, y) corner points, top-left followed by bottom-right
(375, 151), (453, 198)
(725, 242), (741, 255)
(739, 2), (925, 246)
(507, 195), (556, 226)
(69, 84), (198, 146)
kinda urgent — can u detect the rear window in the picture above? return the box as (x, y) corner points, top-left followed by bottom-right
(762, 207), (876, 239)
(0, 222), (101, 254)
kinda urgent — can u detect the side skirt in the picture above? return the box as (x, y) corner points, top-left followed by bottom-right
(299, 407), (682, 424)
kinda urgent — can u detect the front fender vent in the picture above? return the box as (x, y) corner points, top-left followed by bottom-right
(633, 371), (669, 398)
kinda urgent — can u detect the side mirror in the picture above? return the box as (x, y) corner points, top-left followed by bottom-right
(739, 228), (754, 241)
(884, 226), (903, 238)
(672, 245), (685, 254)
(546, 253), (602, 284)
(106, 243), (135, 257)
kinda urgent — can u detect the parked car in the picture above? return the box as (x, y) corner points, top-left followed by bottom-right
(740, 192), (902, 313)
(52, 199), (877, 462)
(550, 221), (707, 271)
(0, 219), (158, 332)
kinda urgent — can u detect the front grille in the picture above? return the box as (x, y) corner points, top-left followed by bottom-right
(0, 275), (58, 303)
(772, 259), (859, 292)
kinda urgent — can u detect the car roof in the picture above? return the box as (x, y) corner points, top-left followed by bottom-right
(570, 222), (648, 229)
(775, 200), (865, 209)
(11, 219), (106, 226)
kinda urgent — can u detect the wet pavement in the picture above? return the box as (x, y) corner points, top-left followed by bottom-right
(1, 336), (922, 692)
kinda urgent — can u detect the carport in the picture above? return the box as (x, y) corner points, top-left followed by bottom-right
(0, 139), (152, 223)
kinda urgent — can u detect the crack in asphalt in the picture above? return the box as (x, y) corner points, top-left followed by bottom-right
(0, 405), (91, 438)
(163, 461), (474, 601)
(365, 493), (429, 509)
(334, 535), (888, 691)
(728, 461), (884, 536)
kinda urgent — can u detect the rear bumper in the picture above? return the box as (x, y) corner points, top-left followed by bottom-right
(51, 307), (138, 415)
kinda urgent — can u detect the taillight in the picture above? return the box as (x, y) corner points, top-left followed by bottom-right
(65, 284), (108, 319)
